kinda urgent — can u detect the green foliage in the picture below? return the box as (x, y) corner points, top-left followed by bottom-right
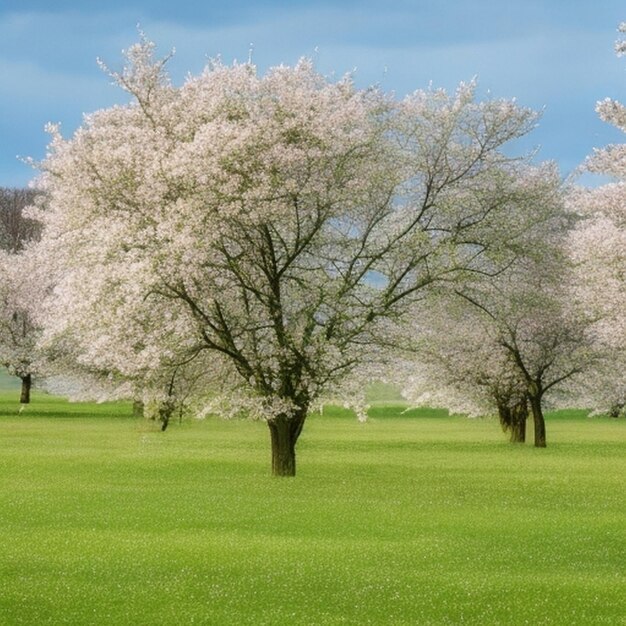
(0, 395), (624, 624)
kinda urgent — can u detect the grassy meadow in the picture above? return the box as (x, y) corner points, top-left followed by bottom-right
(0, 384), (624, 625)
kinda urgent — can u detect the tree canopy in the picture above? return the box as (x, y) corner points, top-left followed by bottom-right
(34, 37), (561, 474)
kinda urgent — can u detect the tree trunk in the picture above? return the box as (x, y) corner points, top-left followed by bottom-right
(510, 417), (526, 443)
(528, 394), (546, 448)
(509, 400), (527, 443)
(497, 403), (512, 433)
(132, 399), (144, 417)
(159, 400), (175, 432)
(20, 374), (31, 404)
(267, 410), (307, 477)
(497, 399), (526, 443)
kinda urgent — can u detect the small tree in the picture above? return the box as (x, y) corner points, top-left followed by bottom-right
(401, 298), (530, 442)
(455, 252), (595, 447)
(401, 163), (573, 445)
(0, 248), (45, 403)
(0, 189), (45, 403)
(38, 38), (555, 475)
(402, 222), (599, 448)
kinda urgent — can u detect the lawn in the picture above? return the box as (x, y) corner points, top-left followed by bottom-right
(0, 392), (624, 625)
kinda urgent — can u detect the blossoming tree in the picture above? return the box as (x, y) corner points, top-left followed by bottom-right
(566, 23), (626, 417)
(401, 297), (530, 442)
(0, 247), (46, 403)
(454, 247), (597, 447)
(38, 38), (555, 475)
(403, 257), (596, 447)
(399, 165), (594, 446)
(0, 189), (45, 403)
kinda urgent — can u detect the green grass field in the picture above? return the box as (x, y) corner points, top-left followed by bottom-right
(0, 391), (624, 625)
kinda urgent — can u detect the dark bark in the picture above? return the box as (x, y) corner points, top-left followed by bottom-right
(497, 398), (527, 443)
(159, 368), (183, 431)
(497, 403), (512, 430)
(509, 414), (526, 443)
(159, 400), (175, 432)
(20, 373), (31, 404)
(267, 409), (307, 477)
(509, 400), (527, 443)
(609, 402), (624, 418)
(528, 393), (546, 448)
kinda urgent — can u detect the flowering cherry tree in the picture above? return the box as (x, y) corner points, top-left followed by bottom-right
(566, 23), (626, 417)
(401, 298), (530, 442)
(0, 190), (45, 403)
(38, 38), (553, 475)
(400, 166), (590, 446)
(568, 216), (625, 416)
(404, 262), (595, 447)
(0, 246), (46, 403)
(454, 246), (597, 447)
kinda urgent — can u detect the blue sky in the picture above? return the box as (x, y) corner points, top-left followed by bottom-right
(1, 1), (625, 187)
